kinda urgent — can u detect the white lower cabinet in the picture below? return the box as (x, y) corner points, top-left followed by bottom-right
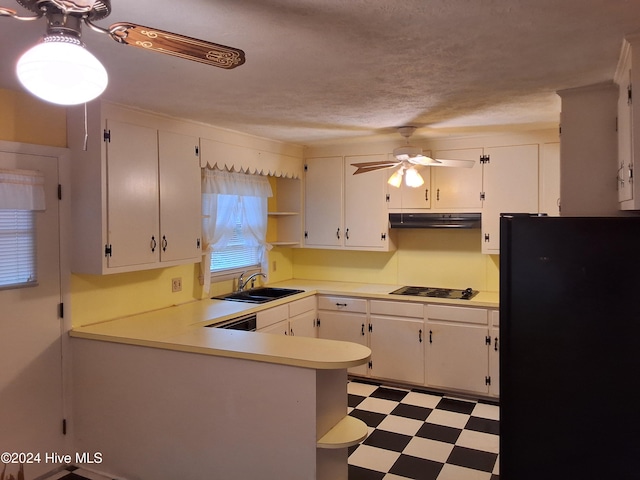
(317, 296), (368, 376)
(369, 300), (425, 385)
(257, 296), (318, 337)
(489, 310), (500, 396)
(425, 304), (494, 396)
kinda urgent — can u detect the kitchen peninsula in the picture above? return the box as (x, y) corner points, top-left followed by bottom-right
(69, 280), (497, 480)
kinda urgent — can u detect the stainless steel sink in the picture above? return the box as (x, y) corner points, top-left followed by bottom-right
(214, 287), (304, 304)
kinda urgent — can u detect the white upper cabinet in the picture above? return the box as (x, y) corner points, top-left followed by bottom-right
(615, 36), (639, 209)
(68, 103), (202, 274)
(481, 144), (539, 254)
(432, 148), (484, 210)
(386, 152), (432, 210)
(304, 155), (394, 251)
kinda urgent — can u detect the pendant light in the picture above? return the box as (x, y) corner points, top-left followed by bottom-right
(15, 10), (108, 105)
(404, 167), (424, 187)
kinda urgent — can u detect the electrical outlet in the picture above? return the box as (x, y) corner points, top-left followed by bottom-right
(171, 277), (182, 293)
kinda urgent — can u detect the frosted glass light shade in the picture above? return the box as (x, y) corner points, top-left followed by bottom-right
(16, 36), (108, 105)
(387, 168), (404, 188)
(404, 168), (424, 187)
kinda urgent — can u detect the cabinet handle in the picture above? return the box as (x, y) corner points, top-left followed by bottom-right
(429, 330), (433, 343)
(361, 323), (365, 336)
(494, 337), (499, 351)
(150, 236), (157, 252)
(345, 228), (350, 240)
(419, 329), (422, 343)
(436, 189), (440, 201)
(290, 328), (294, 336)
(336, 302), (347, 308)
(161, 235), (168, 252)
(425, 189), (429, 202)
(336, 228), (340, 239)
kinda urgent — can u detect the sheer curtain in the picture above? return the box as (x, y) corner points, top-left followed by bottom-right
(201, 168), (272, 290)
(0, 169), (45, 210)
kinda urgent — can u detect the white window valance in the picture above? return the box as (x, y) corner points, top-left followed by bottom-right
(202, 168), (273, 197)
(0, 169), (45, 211)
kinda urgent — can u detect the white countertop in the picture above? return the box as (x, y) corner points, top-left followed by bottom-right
(69, 279), (498, 370)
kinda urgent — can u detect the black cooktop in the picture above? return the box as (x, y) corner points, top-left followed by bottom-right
(390, 286), (478, 300)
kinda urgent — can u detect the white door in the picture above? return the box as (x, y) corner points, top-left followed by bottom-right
(344, 155), (386, 248)
(432, 148), (484, 209)
(105, 119), (159, 268)
(0, 147), (66, 479)
(304, 156), (343, 247)
(369, 315), (425, 384)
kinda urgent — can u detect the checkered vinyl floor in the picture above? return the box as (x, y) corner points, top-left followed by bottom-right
(347, 380), (500, 480)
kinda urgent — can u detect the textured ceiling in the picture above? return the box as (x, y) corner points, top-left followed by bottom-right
(1, 0), (639, 146)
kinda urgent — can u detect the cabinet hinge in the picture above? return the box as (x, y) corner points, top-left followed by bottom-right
(480, 192), (486, 201)
(484, 233), (490, 242)
(381, 232), (386, 241)
(480, 154), (490, 164)
(368, 360), (373, 369)
(628, 83), (632, 106)
(105, 244), (112, 257)
(58, 302), (64, 319)
(315, 318), (320, 327)
(195, 145), (200, 157)
(103, 129), (111, 142)
(196, 238), (201, 249)
(57, 184), (62, 200)
(485, 335), (491, 345)
(304, 231), (308, 239)
(385, 193), (390, 202)
(62, 418), (67, 435)
(485, 376), (491, 386)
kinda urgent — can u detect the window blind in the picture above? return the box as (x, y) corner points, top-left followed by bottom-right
(0, 210), (37, 288)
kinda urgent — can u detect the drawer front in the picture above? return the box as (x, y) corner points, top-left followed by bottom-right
(491, 309), (499, 327)
(256, 304), (289, 329)
(370, 300), (423, 318)
(317, 296), (367, 313)
(425, 304), (488, 325)
(288, 295), (316, 317)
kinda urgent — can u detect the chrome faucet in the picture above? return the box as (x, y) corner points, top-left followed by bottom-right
(237, 271), (266, 291)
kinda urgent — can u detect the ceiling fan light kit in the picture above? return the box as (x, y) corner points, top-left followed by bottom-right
(2, 0), (245, 105)
(17, 34), (108, 105)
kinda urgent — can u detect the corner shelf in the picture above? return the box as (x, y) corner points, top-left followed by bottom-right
(268, 177), (302, 246)
(317, 415), (368, 449)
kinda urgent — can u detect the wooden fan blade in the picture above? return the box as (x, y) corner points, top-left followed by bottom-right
(110, 22), (246, 69)
(351, 161), (400, 174)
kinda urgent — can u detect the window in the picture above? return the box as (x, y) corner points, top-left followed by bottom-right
(0, 169), (44, 289)
(0, 210), (37, 288)
(202, 169), (272, 279)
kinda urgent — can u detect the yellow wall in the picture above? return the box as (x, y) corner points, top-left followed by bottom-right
(293, 229), (499, 292)
(0, 88), (66, 147)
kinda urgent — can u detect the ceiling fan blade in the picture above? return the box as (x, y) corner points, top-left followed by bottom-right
(109, 22), (246, 69)
(351, 161), (400, 174)
(432, 158), (476, 168)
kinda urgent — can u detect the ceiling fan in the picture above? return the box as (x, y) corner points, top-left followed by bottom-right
(351, 126), (475, 188)
(0, 0), (246, 104)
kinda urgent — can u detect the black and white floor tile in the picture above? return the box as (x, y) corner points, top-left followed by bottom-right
(347, 380), (500, 480)
(42, 381), (499, 480)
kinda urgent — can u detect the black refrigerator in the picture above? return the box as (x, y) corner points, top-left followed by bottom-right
(499, 214), (640, 480)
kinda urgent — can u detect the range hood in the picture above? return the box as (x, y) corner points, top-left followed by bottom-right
(389, 213), (481, 229)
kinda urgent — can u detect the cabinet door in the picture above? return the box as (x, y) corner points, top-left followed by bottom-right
(489, 310), (500, 397)
(304, 156), (343, 247)
(289, 310), (317, 338)
(369, 315), (425, 385)
(482, 144), (539, 254)
(426, 321), (489, 394)
(105, 119), (159, 268)
(259, 319), (289, 335)
(432, 148), (483, 209)
(618, 63), (634, 203)
(318, 310), (368, 376)
(158, 131), (202, 263)
(344, 155), (388, 248)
